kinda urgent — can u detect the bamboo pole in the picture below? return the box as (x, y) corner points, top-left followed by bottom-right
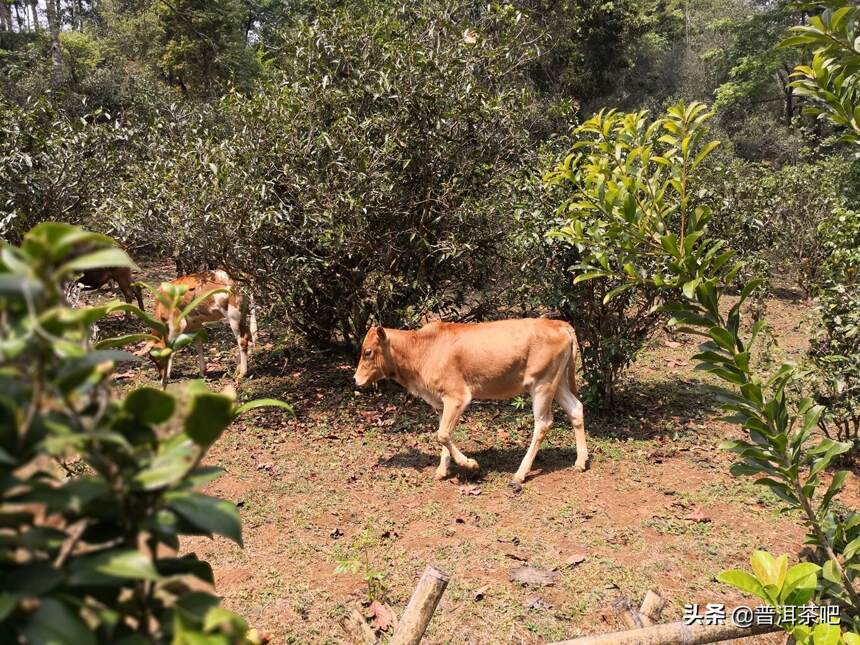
(390, 565), (450, 645)
(549, 620), (782, 645)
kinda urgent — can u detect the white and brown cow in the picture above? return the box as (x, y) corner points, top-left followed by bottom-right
(144, 270), (256, 383)
(353, 318), (587, 489)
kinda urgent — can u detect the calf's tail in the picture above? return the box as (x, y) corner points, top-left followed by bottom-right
(567, 326), (580, 397)
(249, 294), (258, 346)
(238, 291), (258, 347)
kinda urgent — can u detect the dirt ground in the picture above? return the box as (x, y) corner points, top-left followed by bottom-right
(87, 262), (859, 644)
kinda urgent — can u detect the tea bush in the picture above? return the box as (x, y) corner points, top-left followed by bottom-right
(0, 223), (289, 643)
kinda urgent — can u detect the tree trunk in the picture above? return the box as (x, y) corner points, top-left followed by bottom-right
(777, 68), (794, 126)
(29, 0), (38, 30)
(45, 0), (63, 75)
(0, 2), (12, 31)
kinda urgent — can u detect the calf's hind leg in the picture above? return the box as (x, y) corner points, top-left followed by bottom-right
(226, 304), (249, 377)
(435, 397), (478, 479)
(556, 384), (588, 472)
(512, 384), (555, 488)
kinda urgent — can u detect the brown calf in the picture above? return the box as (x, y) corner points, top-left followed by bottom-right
(147, 270), (257, 382)
(77, 266), (144, 309)
(353, 318), (587, 488)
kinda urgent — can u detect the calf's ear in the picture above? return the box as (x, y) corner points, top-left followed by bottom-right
(376, 326), (387, 341)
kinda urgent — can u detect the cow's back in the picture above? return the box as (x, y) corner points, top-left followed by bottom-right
(417, 318), (573, 400)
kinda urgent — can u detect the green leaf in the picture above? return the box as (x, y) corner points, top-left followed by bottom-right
(179, 287), (230, 321)
(172, 330), (207, 351)
(166, 491), (243, 546)
(185, 392), (234, 446)
(708, 327), (737, 352)
(691, 140), (720, 170)
(22, 598), (96, 645)
(573, 270), (609, 284)
(811, 623), (840, 645)
(820, 470), (848, 514)
(56, 247), (136, 278)
(68, 549), (161, 586)
(125, 387), (176, 425)
(234, 398), (293, 417)
(95, 333), (159, 350)
(602, 282), (635, 304)
(822, 558), (841, 584)
(780, 562), (820, 605)
(716, 570), (766, 602)
(155, 554), (214, 584)
(682, 278), (700, 300)
(105, 302), (167, 336)
(0, 593), (16, 621)
(133, 437), (195, 490)
(4, 561), (62, 594)
(750, 550), (787, 590)
(843, 535), (860, 561)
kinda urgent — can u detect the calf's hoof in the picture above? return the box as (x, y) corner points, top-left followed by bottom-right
(461, 458), (480, 473)
(434, 467), (450, 481)
(509, 479), (523, 494)
(573, 460), (588, 473)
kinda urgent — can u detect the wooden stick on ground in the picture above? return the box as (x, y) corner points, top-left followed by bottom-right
(612, 595), (644, 629)
(638, 590), (667, 627)
(339, 605), (376, 645)
(548, 620), (782, 645)
(390, 565), (450, 645)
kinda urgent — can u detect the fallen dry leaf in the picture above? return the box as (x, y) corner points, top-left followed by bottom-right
(683, 508), (711, 523)
(329, 527), (343, 539)
(564, 553), (587, 568)
(458, 484), (482, 496)
(509, 566), (557, 586)
(504, 552), (528, 562)
(367, 600), (395, 631)
(523, 595), (552, 611)
(664, 340), (682, 349)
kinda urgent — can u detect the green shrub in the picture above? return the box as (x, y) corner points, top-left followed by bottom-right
(0, 97), (141, 244)
(807, 209), (860, 450)
(101, 1), (570, 348)
(549, 99), (860, 627)
(701, 151), (857, 296)
(510, 177), (666, 407)
(0, 223), (288, 643)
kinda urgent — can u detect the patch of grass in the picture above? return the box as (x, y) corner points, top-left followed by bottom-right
(642, 516), (712, 537)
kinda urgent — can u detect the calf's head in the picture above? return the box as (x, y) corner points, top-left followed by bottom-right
(354, 326), (393, 387)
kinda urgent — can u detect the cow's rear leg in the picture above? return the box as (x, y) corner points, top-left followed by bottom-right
(195, 336), (206, 377)
(435, 446), (452, 480)
(557, 383), (588, 472)
(512, 384), (555, 488)
(435, 397), (478, 478)
(227, 305), (249, 378)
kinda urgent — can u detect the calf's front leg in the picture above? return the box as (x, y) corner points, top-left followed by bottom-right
(195, 336), (206, 377)
(435, 397), (478, 479)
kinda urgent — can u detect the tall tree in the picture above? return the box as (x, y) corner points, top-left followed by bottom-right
(45, 0), (63, 70)
(156, 0), (260, 93)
